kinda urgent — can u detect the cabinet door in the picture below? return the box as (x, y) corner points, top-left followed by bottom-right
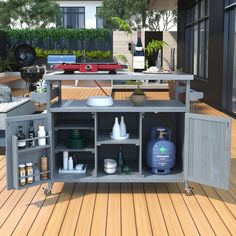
(184, 113), (231, 190)
(6, 113), (52, 190)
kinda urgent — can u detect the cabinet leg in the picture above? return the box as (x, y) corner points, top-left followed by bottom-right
(184, 180), (194, 196)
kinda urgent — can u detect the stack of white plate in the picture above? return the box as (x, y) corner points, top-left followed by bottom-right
(104, 159), (117, 174)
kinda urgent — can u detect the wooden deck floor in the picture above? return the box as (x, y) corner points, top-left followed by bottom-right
(0, 88), (236, 236)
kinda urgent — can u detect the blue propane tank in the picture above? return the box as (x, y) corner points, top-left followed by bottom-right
(147, 127), (176, 174)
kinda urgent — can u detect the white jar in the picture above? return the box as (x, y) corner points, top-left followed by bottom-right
(68, 156), (74, 170)
(38, 125), (46, 146)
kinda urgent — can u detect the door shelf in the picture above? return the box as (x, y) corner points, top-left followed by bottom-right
(54, 143), (95, 153)
(17, 179), (50, 190)
(54, 119), (94, 131)
(18, 144), (51, 153)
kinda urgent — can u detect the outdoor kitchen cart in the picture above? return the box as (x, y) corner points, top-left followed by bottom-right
(5, 72), (232, 196)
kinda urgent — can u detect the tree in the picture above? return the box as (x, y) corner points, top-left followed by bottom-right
(98, 0), (177, 31)
(147, 10), (178, 31)
(98, 0), (148, 30)
(0, 0), (61, 29)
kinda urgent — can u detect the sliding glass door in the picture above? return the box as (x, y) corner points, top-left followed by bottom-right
(224, 1), (236, 114)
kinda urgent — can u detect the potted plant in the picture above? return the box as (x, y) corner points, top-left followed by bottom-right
(129, 82), (146, 106)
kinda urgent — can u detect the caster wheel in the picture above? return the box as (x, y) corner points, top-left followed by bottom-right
(44, 189), (51, 196)
(185, 188), (193, 196)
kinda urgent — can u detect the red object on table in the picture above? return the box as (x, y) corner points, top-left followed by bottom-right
(51, 63), (127, 73)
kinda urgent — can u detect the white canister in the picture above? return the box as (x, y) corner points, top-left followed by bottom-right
(63, 151), (69, 170)
(38, 125), (46, 146)
(68, 156), (74, 170)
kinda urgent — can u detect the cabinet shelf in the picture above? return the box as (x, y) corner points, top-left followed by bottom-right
(50, 100), (187, 113)
(97, 132), (140, 146)
(18, 144), (51, 153)
(54, 119), (94, 131)
(54, 143), (95, 153)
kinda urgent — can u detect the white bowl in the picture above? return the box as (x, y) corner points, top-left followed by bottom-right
(87, 96), (114, 107)
(104, 167), (116, 174)
(104, 159), (117, 168)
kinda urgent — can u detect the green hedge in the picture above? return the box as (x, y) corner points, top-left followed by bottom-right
(4, 28), (111, 41)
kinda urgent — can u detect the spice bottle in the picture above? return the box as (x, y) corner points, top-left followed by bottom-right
(29, 121), (35, 148)
(41, 156), (48, 179)
(19, 164), (26, 186)
(18, 126), (26, 149)
(26, 162), (34, 184)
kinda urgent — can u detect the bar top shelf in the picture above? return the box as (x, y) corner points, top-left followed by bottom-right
(50, 100), (187, 112)
(44, 71), (194, 81)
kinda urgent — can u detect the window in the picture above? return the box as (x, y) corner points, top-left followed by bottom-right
(96, 7), (104, 28)
(224, 0), (236, 114)
(185, 0), (209, 80)
(58, 7), (85, 29)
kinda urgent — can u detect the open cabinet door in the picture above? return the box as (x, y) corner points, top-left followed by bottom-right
(184, 113), (231, 190)
(6, 113), (52, 190)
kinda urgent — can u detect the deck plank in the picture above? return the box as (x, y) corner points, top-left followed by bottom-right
(0, 185), (40, 236)
(177, 183), (215, 235)
(106, 183), (121, 236)
(74, 183), (97, 236)
(11, 184), (47, 236)
(59, 183), (86, 236)
(191, 183), (231, 236)
(144, 183), (168, 236)
(132, 183), (153, 236)
(121, 183), (137, 236)
(27, 182), (64, 236)
(200, 185), (236, 235)
(166, 183), (200, 236)
(43, 183), (75, 236)
(90, 183), (109, 236)
(155, 183), (184, 236)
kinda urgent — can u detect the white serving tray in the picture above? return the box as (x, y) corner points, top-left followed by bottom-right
(58, 165), (87, 174)
(110, 133), (130, 140)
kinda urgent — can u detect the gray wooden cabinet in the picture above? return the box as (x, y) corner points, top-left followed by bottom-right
(5, 73), (232, 195)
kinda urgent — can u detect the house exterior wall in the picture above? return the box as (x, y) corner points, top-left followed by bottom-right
(57, 1), (102, 28)
(177, 0), (225, 111)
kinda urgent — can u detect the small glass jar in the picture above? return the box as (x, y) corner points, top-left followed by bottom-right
(19, 164), (26, 186)
(26, 162), (34, 184)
